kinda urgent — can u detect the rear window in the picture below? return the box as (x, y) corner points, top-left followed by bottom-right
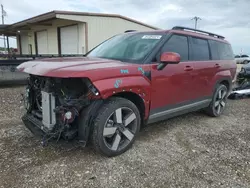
(191, 37), (210, 61)
(218, 42), (234, 60)
(209, 40), (234, 60)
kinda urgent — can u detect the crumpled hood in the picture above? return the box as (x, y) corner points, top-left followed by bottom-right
(17, 56), (132, 78)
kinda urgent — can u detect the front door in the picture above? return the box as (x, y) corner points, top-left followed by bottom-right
(149, 34), (196, 120)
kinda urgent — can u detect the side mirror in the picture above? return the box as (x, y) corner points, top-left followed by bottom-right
(157, 52), (181, 70)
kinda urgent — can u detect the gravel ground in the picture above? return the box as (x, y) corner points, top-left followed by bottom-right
(0, 86), (250, 188)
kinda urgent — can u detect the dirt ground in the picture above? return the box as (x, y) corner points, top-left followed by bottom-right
(0, 86), (250, 188)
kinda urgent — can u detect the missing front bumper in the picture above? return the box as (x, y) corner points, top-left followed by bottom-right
(22, 114), (49, 137)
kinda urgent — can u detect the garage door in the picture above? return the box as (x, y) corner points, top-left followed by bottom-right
(60, 25), (79, 54)
(20, 35), (29, 55)
(37, 30), (48, 55)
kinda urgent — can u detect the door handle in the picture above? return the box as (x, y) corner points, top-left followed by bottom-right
(215, 64), (221, 68)
(184, 66), (193, 71)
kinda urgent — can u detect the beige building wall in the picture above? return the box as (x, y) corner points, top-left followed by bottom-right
(16, 14), (157, 55)
(56, 14), (157, 51)
(17, 19), (84, 55)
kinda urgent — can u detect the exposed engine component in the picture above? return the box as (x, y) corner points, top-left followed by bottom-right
(22, 75), (100, 144)
(41, 91), (56, 131)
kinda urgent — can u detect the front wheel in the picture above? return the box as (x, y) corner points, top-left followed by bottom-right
(205, 84), (228, 117)
(92, 97), (141, 157)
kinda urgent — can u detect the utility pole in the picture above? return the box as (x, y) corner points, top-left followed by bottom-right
(1, 4), (6, 52)
(191, 16), (201, 30)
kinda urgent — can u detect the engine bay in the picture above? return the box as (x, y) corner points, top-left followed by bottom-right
(21, 75), (99, 144)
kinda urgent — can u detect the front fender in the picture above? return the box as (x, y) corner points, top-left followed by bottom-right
(92, 76), (151, 118)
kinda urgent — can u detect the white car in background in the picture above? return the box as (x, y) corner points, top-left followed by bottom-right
(235, 54), (250, 64)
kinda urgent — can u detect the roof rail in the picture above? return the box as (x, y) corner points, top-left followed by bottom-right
(124, 30), (137, 33)
(172, 26), (225, 39)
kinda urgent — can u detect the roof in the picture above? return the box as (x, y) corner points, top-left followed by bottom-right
(125, 29), (229, 43)
(0, 24), (10, 29)
(0, 24), (16, 36)
(9, 10), (159, 30)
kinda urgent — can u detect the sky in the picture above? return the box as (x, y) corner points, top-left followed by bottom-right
(1, 0), (250, 55)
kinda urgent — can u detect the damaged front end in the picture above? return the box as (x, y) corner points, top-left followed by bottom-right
(21, 75), (102, 145)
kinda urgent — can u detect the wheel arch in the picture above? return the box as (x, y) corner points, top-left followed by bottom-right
(219, 80), (230, 90)
(214, 77), (232, 96)
(112, 91), (146, 126)
(92, 76), (151, 120)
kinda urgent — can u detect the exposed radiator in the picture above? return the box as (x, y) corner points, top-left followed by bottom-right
(42, 91), (56, 131)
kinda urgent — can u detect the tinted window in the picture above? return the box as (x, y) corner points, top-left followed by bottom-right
(161, 35), (189, 61)
(209, 40), (220, 60)
(191, 38), (210, 61)
(217, 42), (234, 60)
(208, 40), (234, 60)
(241, 55), (249, 58)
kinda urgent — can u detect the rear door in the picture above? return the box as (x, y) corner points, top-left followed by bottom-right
(190, 37), (215, 99)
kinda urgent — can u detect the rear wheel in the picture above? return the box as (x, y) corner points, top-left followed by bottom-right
(205, 84), (228, 117)
(92, 97), (141, 157)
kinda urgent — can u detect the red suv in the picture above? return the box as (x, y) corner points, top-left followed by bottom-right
(17, 26), (236, 156)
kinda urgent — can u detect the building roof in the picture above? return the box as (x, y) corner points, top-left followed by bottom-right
(0, 24), (10, 29)
(9, 10), (159, 30)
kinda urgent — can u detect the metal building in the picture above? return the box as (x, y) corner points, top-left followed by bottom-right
(1, 10), (159, 55)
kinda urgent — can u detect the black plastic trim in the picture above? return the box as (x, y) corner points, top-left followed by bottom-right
(214, 77), (233, 95)
(78, 100), (104, 145)
(144, 70), (151, 80)
(148, 97), (212, 124)
(22, 114), (48, 137)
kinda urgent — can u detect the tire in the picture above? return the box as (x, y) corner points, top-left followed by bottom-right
(243, 60), (248, 64)
(205, 84), (228, 117)
(92, 97), (141, 157)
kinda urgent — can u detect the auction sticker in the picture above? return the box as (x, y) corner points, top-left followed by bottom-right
(142, 35), (162, 39)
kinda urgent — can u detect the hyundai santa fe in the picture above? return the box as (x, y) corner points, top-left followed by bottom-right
(17, 26), (237, 157)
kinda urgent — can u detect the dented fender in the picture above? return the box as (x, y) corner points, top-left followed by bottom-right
(92, 76), (151, 118)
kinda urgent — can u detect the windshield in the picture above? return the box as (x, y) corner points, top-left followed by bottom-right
(87, 33), (163, 63)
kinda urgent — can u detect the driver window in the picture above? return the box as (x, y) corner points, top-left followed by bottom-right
(156, 35), (189, 62)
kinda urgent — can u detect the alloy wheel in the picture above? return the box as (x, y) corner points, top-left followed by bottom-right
(214, 87), (228, 115)
(103, 107), (137, 151)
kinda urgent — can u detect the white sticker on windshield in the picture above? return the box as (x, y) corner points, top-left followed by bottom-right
(142, 35), (162, 39)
